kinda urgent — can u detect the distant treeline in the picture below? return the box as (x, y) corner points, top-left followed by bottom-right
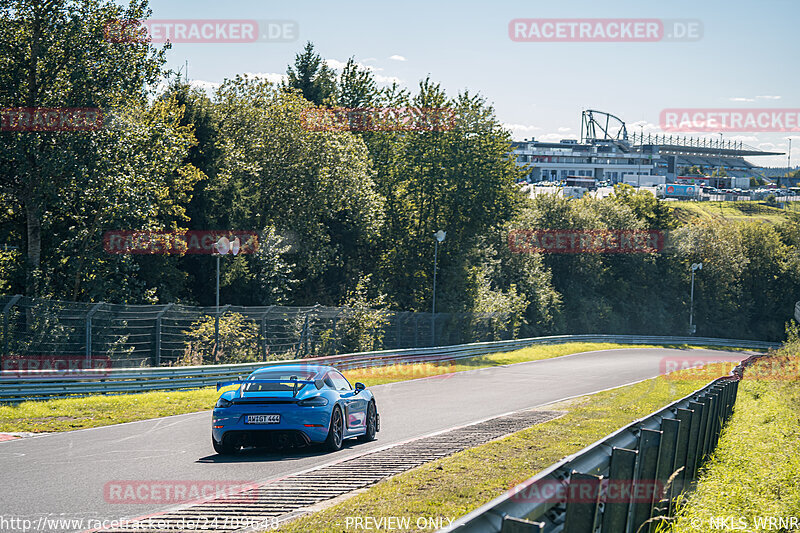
(1, 3), (798, 341)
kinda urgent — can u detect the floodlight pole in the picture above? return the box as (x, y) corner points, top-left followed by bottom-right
(432, 239), (438, 346)
(432, 230), (446, 346)
(689, 262), (702, 335)
(215, 254), (220, 359)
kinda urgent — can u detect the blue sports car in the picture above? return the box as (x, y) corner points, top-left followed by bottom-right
(212, 364), (379, 455)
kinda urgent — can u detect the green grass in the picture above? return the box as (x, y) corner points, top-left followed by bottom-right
(0, 387), (224, 433)
(271, 376), (710, 533)
(669, 348), (800, 532)
(0, 342), (758, 434)
(672, 201), (795, 224)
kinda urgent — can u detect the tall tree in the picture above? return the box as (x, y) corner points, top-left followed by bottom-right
(211, 75), (384, 305)
(0, 0), (167, 296)
(285, 41), (337, 106)
(337, 57), (377, 109)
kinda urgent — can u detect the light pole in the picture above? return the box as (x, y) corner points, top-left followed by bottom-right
(689, 262), (702, 335)
(432, 230), (446, 346)
(212, 236), (241, 359)
(637, 125), (643, 186)
(717, 132), (724, 189)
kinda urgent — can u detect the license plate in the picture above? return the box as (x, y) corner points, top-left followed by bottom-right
(245, 414), (280, 424)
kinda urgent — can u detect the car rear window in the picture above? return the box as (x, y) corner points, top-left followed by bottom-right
(243, 370), (317, 392)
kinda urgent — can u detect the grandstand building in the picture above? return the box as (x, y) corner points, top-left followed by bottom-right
(512, 110), (783, 188)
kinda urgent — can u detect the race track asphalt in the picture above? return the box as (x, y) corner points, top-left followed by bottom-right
(0, 348), (748, 532)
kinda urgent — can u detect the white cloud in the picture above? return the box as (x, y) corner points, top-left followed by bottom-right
(373, 74), (402, 84)
(324, 59), (349, 71)
(189, 79), (220, 94)
(323, 58), (401, 84)
(729, 97), (755, 102)
(503, 123), (542, 138)
(758, 142), (777, 151)
(725, 135), (759, 143)
(629, 120), (661, 133)
(242, 72), (287, 84)
(361, 57), (377, 63)
(557, 127), (571, 133)
(389, 55), (407, 61)
(756, 95), (781, 100)
(537, 132), (579, 142)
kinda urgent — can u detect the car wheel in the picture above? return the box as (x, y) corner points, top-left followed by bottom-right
(324, 406), (344, 452)
(358, 401), (377, 442)
(213, 436), (239, 455)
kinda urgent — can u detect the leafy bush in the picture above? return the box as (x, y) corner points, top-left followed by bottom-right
(180, 312), (260, 365)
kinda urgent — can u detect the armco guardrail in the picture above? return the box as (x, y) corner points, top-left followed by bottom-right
(440, 355), (762, 533)
(0, 334), (777, 402)
(795, 300), (800, 323)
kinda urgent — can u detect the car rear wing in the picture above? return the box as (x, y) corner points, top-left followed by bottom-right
(216, 378), (324, 396)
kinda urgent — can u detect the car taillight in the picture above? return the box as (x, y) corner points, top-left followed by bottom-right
(297, 396), (328, 407)
(215, 397), (233, 408)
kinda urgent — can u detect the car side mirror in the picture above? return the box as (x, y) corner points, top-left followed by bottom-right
(354, 382), (365, 393)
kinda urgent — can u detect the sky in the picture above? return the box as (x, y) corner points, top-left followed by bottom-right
(144, 0), (799, 168)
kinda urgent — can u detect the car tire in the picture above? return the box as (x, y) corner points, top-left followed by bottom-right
(358, 401), (377, 442)
(324, 406), (344, 452)
(213, 437), (239, 455)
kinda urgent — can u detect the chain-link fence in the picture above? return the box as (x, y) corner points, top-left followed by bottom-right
(0, 295), (514, 368)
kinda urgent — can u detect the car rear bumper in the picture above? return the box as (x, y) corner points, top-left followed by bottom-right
(212, 405), (331, 446)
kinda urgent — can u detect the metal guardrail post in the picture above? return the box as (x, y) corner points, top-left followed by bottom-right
(701, 393), (716, 460)
(85, 302), (104, 363)
(562, 472), (602, 533)
(651, 418), (679, 529)
(630, 428), (662, 533)
(685, 401), (704, 481)
(672, 408), (693, 500)
(695, 396), (712, 470)
(601, 447), (637, 533)
(2, 294), (22, 362)
(154, 303), (174, 367)
(708, 388), (722, 451)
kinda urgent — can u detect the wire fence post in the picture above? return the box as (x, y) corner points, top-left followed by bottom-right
(260, 306), (275, 361)
(2, 295), (22, 364)
(154, 303), (174, 367)
(85, 302), (104, 364)
(332, 307), (345, 355)
(298, 311), (310, 357)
